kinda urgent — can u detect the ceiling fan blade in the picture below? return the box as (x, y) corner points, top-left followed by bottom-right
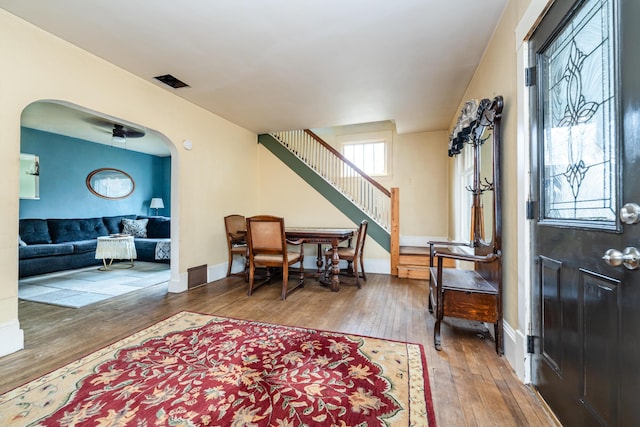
(121, 126), (145, 138)
(84, 117), (145, 138)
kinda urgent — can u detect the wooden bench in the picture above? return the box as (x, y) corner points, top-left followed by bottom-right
(428, 247), (502, 354)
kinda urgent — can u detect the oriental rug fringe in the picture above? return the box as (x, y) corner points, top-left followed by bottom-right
(0, 311), (436, 426)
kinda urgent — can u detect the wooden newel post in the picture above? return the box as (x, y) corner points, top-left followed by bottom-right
(390, 187), (400, 276)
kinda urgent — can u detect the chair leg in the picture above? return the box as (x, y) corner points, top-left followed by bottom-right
(248, 263), (255, 296)
(359, 254), (367, 282)
(298, 262), (305, 287)
(352, 259), (361, 289)
(281, 265), (289, 300)
(226, 252), (233, 277)
(346, 260), (354, 275)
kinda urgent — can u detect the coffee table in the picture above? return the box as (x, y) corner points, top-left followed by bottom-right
(95, 235), (137, 270)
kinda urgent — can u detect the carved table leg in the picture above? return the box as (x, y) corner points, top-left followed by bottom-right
(330, 238), (340, 292)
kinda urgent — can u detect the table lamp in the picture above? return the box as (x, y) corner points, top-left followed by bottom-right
(150, 198), (164, 216)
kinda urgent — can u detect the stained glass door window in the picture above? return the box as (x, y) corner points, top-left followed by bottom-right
(540, 0), (617, 226)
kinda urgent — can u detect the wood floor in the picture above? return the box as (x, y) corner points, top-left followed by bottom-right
(1, 272), (559, 426)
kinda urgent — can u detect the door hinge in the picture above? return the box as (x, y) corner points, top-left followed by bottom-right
(525, 66), (537, 87)
(527, 335), (536, 354)
(526, 200), (536, 220)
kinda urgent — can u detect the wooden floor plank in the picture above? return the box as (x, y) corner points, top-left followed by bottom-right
(1, 272), (559, 426)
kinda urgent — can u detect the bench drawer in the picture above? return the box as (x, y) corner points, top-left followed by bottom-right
(443, 290), (498, 323)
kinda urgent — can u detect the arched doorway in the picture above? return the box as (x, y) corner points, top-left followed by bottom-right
(18, 100), (174, 309)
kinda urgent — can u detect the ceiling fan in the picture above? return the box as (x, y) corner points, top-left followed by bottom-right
(84, 117), (146, 143)
(111, 123), (145, 140)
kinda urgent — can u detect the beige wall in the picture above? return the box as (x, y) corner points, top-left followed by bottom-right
(394, 130), (450, 239)
(0, 10), (258, 355)
(449, 0), (532, 328)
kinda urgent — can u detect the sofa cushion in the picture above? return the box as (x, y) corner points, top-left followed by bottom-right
(134, 238), (168, 261)
(122, 218), (148, 237)
(48, 218), (109, 243)
(19, 243), (74, 260)
(72, 239), (99, 254)
(103, 214), (137, 234)
(19, 219), (52, 244)
(145, 217), (170, 238)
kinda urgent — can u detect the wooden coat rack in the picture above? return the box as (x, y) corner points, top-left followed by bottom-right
(428, 95), (503, 355)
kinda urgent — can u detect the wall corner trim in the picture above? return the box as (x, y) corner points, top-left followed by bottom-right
(0, 319), (24, 358)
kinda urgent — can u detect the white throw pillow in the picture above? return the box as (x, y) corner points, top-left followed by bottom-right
(122, 218), (149, 238)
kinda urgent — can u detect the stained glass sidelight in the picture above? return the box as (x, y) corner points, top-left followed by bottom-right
(541, 0), (617, 224)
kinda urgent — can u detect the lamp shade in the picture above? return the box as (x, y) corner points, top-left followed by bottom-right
(150, 198), (164, 209)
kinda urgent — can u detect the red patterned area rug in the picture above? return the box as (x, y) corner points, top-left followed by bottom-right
(0, 312), (436, 426)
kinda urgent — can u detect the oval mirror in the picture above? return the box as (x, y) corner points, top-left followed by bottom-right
(86, 168), (135, 199)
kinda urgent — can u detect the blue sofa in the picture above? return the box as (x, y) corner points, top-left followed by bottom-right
(18, 215), (170, 278)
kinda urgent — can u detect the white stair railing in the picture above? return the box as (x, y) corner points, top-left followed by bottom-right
(270, 129), (392, 231)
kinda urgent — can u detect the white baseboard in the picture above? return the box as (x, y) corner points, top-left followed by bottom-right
(0, 319), (24, 357)
(503, 320), (528, 382)
(208, 263), (228, 283)
(167, 274), (185, 293)
(361, 258), (390, 274)
(212, 235), (444, 283)
(206, 256), (391, 285)
(169, 264), (231, 292)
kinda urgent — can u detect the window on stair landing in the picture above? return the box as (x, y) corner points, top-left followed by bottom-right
(339, 130), (392, 177)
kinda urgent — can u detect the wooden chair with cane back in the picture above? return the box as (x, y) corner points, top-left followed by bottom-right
(245, 215), (305, 300)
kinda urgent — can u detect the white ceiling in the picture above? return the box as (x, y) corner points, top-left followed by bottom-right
(21, 101), (172, 157)
(2, 0), (507, 153)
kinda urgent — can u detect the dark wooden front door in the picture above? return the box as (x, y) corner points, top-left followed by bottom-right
(530, 0), (640, 425)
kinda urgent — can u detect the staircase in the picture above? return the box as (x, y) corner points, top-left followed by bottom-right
(259, 129), (420, 276)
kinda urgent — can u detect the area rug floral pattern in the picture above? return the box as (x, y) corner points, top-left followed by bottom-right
(0, 312), (436, 426)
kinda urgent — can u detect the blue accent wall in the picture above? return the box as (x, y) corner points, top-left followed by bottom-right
(20, 127), (171, 219)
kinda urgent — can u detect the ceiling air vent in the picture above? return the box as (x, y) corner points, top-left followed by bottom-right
(154, 74), (190, 89)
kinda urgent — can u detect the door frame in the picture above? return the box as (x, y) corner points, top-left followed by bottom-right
(511, 0), (556, 383)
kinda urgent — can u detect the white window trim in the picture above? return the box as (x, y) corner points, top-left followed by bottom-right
(337, 130), (393, 177)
